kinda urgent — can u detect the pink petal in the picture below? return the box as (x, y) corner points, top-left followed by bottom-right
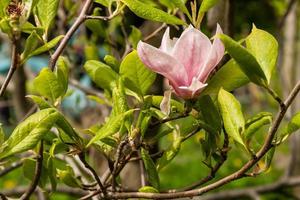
(137, 41), (188, 87)
(197, 24), (225, 82)
(160, 28), (177, 54)
(175, 77), (207, 99)
(172, 25), (212, 83)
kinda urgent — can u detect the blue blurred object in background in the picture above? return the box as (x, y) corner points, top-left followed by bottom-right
(0, 55), (10, 75)
(26, 57), (49, 74)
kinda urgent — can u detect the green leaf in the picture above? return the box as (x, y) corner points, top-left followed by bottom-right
(57, 166), (82, 188)
(27, 95), (52, 109)
(141, 148), (160, 189)
(151, 95), (184, 113)
(246, 25), (278, 84)
(129, 26), (142, 49)
(35, 0), (60, 35)
(171, 0), (191, 20)
(104, 55), (120, 73)
(201, 59), (249, 99)
(280, 112), (300, 143)
(84, 60), (119, 91)
(199, 0), (219, 13)
(244, 112), (272, 142)
(111, 79), (129, 116)
(195, 95), (222, 134)
(56, 57), (69, 95)
(21, 21), (44, 35)
(121, 0), (185, 25)
(0, 0), (9, 18)
(139, 186), (159, 193)
(0, 109), (59, 159)
(120, 51), (156, 96)
(287, 112), (300, 134)
(218, 88), (245, 147)
(23, 0), (38, 20)
(219, 34), (267, 86)
(21, 31), (41, 62)
(27, 35), (64, 58)
(87, 110), (135, 147)
(33, 68), (64, 103)
(157, 129), (181, 170)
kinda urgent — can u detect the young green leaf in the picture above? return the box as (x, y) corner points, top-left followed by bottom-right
(129, 26), (142, 49)
(111, 79), (129, 116)
(121, 0), (185, 25)
(199, 0), (219, 13)
(23, 158), (48, 188)
(104, 55), (120, 73)
(171, 0), (191, 20)
(57, 166), (82, 188)
(35, 0), (60, 36)
(141, 148), (160, 189)
(219, 34), (267, 86)
(84, 60), (119, 91)
(27, 35), (64, 58)
(195, 95), (222, 134)
(56, 57), (69, 95)
(94, 0), (111, 7)
(246, 25), (278, 84)
(201, 59), (249, 99)
(120, 50), (156, 96)
(0, 108), (59, 159)
(27, 95), (52, 109)
(21, 31), (41, 62)
(218, 88), (245, 147)
(244, 112), (272, 142)
(86, 109), (135, 147)
(279, 112), (300, 143)
(33, 68), (64, 103)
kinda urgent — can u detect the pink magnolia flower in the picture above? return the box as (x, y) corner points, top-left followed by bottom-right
(137, 25), (225, 99)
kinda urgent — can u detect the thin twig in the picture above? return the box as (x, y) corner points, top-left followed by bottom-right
(144, 24), (167, 42)
(78, 152), (107, 198)
(0, 160), (23, 177)
(20, 141), (44, 200)
(48, 0), (93, 71)
(111, 139), (128, 191)
(174, 131), (229, 192)
(0, 40), (19, 97)
(263, 85), (285, 108)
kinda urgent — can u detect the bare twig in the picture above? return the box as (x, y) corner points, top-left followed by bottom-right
(201, 176), (300, 200)
(48, 0), (93, 71)
(111, 139), (128, 191)
(0, 40), (19, 97)
(20, 141), (44, 200)
(78, 152), (107, 198)
(144, 24), (167, 42)
(2, 185), (87, 197)
(174, 131), (229, 192)
(0, 160), (23, 177)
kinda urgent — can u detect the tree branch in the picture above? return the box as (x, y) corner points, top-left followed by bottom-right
(278, 0), (297, 29)
(48, 0), (93, 71)
(0, 39), (19, 97)
(20, 141), (44, 200)
(78, 152), (107, 198)
(0, 160), (23, 177)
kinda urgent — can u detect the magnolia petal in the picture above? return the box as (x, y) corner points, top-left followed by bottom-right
(137, 41), (188, 86)
(177, 77), (207, 99)
(197, 24), (225, 82)
(172, 25), (211, 83)
(160, 90), (172, 117)
(160, 28), (178, 54)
